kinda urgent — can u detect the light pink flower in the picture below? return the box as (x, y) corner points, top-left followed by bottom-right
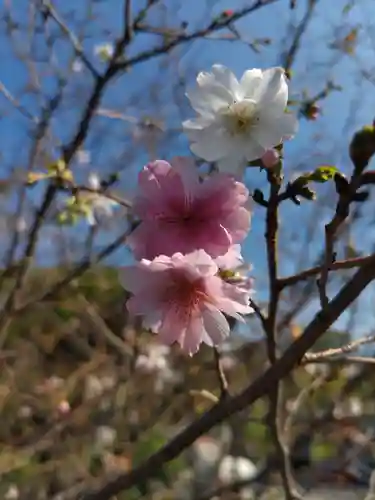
(120, 250), (253, 356)
(127, 157), (251, 260)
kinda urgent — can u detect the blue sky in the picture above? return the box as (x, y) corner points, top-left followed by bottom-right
(1, 0), (375, 337)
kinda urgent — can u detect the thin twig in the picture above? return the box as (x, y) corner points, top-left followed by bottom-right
(0, 80), (36, 121)
(318, 175), (363, 309)
(40, 0), (99, 78)
(116, 0), (280, 71)
(16, 227), (131, 313)
(284, 373), (329, 445)
(249, 297), (268, 330)
(302, 334), (375, 362)
(279, 254), (375, 288)
(213, 348), (229, 399)
(303, 355), (375, 365)
(71, 184), (132, 209)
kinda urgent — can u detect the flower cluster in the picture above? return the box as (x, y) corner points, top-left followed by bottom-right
(121, 65), (297, 355)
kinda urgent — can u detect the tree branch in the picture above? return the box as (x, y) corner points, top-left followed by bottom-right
(76, 214), (375, 500)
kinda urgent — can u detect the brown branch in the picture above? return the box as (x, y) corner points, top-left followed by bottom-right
(213, 348), (229, 399)
(116, 0), (281, 71)
(265, 168), (299, 499)
(303, 355), (375, 365)
(281, 0), (319, 71)
(0, 80), (36, 122)
(249, 297), (268, 330)
(40, 0), (99, 78)
(16, 227), (131, 312)
(279, 254), (374, 288)
(123, 0), (133, 45)
(318, 173), (364, 309)
(302, 333), (375, 362)
(78, 254), (375, 500)
(0, 183), (57, 347)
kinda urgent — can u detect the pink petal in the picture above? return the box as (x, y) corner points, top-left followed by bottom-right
(179, 314), (205, 356)
(215, 245), (244, 270)
(222, 207), (251, 243)
(120, 265), (150, 293)
(182, 249), (218, 277)
(169, 156), (200, 200)
(158, 305), (189, 346)
(201, 305), (230, 345)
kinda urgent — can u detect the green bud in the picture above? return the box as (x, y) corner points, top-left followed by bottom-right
(298, 185), (316, 200)
(349, 125), (375, 172)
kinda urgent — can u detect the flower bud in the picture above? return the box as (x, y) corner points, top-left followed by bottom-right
(303, 102), (320, 121)
(261, 149), (280, 168)
(349, 124), (375, 172)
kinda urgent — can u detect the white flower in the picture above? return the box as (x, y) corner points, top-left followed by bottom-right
(84, 173), (118, 225)
(95, 426), (117, 449)
(84, 374), (104, 400)
(135, 344), (176, 392)
(94, 43), (114, 62)
(5, 485), (19, 500)
(72, 59), (83, 73)
(183, 65), (298, 175)
(218, 455), (258, 484)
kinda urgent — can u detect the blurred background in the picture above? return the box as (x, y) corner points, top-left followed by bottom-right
(1, 0), (375, 498)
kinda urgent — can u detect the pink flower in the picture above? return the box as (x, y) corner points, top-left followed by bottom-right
(261, 149), (280, 169)
(128, 157), (251, 260)
(120, 250), (253, 356)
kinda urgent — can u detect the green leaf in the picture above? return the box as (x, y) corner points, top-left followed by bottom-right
(53, 306), (76, 321)
(310, 440), (337, 462)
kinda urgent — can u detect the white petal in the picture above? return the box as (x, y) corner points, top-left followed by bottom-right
(254, 67), (288, 111)
(243, 138), (267, 162)
(202, 305), (230, 345)
(239, 69), (264, 99)
(186, 85), (232, 116)
(216, 155), (248, 177)
(189, 126), (234, 162)
(183, 116), (212, 131)
(211, 65), (242, 99)
(88, 173), (100, 190)
(253, 113), (298, 149)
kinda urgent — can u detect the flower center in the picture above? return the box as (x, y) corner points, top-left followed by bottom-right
(165, 272), (208, 310)
(221, 100), (259, 136)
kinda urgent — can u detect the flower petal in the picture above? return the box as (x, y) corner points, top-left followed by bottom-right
(202, 305), (230, 345)
(158, 305), (188, 346)
(253, 112), (298, 149)
(188, 125), (233, 162)
(239, 69), (264, 99)
(211, 65), (242, 100)
(186, 83), (232, 116)
(179, 314), (205, 356)
(255, 67), (288, 111)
